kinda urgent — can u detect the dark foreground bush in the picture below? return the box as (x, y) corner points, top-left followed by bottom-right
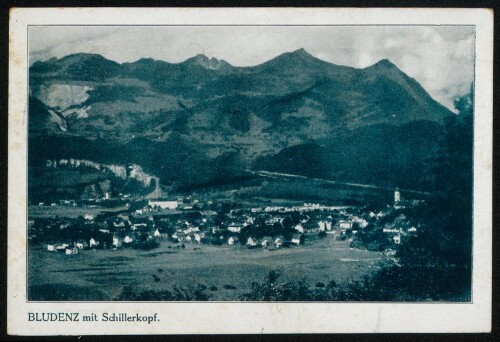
(29, 284), (109, 301)
(116, 284), (209, 301)
(240, 266), (471, 302)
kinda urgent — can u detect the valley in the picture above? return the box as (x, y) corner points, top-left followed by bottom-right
(26, 48), (473, 302)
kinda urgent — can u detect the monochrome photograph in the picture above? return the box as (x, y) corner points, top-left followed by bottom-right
(8, 8), (492, 334)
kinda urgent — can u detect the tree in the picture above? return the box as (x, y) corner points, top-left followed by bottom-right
(389, 88), (474, 300)
(427, 88), (474, 265)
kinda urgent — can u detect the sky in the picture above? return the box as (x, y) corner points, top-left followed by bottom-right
(29, 26), (475, 111)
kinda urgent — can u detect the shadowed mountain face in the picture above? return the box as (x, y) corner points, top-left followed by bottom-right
(28, 49), (453, 192)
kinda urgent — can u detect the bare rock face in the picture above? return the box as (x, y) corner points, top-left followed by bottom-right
(35, 84), (92, 112)
(187, 54), (232, 70)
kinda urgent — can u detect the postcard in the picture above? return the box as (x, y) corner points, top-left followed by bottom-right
(8, 7), (493, 335)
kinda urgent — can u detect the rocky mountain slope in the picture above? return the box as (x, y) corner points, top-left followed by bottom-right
(28, 49), (453, 195)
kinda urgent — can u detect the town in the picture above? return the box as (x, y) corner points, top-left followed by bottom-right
(29, 188), (422, 257)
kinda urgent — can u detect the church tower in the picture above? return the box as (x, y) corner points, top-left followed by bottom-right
(394, 189), (401, 204)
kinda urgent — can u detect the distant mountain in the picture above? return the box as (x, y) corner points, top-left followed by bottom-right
(183, 54), (233, 70)
(28, 49), (454, 195)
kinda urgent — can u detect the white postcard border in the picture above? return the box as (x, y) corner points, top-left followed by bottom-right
(8, 7), (493, 335)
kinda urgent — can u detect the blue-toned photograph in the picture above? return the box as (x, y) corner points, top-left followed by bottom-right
(27, 25), (474, 302)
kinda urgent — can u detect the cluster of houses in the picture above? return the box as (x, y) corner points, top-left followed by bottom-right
(381, 213), (418, 244)
(31, 190), (422, 256)
(227, 234), (305, 248)
(46, 237), (102, 255)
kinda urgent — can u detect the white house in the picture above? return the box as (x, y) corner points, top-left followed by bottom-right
(47, 244), (55, 252)
(338, 220), (352, 230)
(89, 238), (99, 248)
(133, 223), (147, 230)
(56, 244), (67, 252)
(383, 227), (402, 234)
(291, 234), (304, 245)
(148, 200), (178, 210)
(246, 237), (257, 246)
(228, 236), (239, 245)
(228, 225), (242, 233)
(319, 221), (324, 231)
(154, 229), (161, 237)
(184, 226), (200, 235)
(112, 236), (121, 247)
(194, 234), (201, 243)
(75, 241), (86, 249)
(124, 235), (134, 244)
(295, 223), (304, 233)
(274, 237), (283, 248)
(65, 247), (79, 255)
(352, 216), (369, 228)
(319, 221), (332, 231)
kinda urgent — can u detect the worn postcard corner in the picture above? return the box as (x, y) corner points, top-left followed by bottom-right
(7, 7), (493, 335)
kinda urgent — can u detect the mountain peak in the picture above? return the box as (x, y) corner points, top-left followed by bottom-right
(290, 48), (312, 56)
(58, 53), (116, 64)
(284, 48), (317, 61)
(256, 48), (324, 71)
(184, 54), (232, 70)
(368, 59), (399, 70)
(193, 53), (209, 60)
(362, 59), (404, 78)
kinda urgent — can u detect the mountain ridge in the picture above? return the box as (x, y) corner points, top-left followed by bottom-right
(28, 49), (455, 196)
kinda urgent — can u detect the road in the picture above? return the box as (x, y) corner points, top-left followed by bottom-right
(247, 170), (431, 196)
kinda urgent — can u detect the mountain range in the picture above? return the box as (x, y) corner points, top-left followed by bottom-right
(28, 48), (453, 200)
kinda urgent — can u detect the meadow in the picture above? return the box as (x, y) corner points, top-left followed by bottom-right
(28, 236), (385, 301)
(28, 205), (130, 219)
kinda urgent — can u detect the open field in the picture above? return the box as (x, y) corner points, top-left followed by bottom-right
(28, 205), (130, 219)
(181, 175), (400, 206)
(28, 236), (385, 301)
